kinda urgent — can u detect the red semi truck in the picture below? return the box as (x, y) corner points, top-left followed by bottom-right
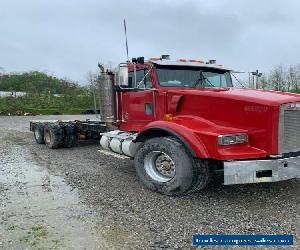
(30, 56), (300, 196)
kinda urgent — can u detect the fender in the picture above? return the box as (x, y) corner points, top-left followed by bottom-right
(136, 115), (267, 160)
(136, 118), (210, 158)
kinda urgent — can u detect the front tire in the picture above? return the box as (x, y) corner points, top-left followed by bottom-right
(134, 137), (211, 196)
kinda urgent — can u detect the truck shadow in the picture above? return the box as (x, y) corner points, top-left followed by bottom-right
(190, 177), (300, 211)
(76, 140), (100, 147)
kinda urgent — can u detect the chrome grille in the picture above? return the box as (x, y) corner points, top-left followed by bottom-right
(279, 103), (300, 153)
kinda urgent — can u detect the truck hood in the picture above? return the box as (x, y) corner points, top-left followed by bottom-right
(165, 87), (300, 155)
(167, 87), (300, 106)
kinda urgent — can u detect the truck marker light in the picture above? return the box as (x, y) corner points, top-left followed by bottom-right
(150, 57), (160, 61)
(189, 59), (204, 63)
(164, 114), (173, 121)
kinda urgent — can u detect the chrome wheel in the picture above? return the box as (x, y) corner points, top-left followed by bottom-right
(144, 151), (176, 182)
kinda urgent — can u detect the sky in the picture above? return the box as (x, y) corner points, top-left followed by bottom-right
(0, 0), (299, 84)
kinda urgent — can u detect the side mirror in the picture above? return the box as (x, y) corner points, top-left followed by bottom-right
(118, 65), (129, 86)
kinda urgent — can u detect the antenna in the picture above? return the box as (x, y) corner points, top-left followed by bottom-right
(123, 19), (129, 62)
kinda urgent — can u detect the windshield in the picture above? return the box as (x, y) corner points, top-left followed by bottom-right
(156, 66), (233, 88)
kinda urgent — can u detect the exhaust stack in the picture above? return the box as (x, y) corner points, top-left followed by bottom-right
(97, 64), (116, 128)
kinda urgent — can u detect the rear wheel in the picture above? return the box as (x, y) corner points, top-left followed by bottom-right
(44, 124), (63, 149)
(134, 137), (211, 196)
(33, 124), (45, 144)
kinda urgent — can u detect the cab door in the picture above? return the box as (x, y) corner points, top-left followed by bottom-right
(119, 69), (155, 131)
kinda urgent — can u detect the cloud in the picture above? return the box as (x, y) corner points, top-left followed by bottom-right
(0, 0), (299, 83)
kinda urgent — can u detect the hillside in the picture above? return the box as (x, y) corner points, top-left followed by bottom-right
(0, 71), (96, 115)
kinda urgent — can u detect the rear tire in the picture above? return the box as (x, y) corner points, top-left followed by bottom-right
(44, 124), (63, 149)
(134, 137), (211, 196)
(33, 124), (45, 144)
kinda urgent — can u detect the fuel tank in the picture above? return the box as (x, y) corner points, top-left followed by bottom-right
(100, 130), (141, 157)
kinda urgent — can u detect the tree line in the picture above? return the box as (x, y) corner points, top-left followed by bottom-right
(0, 71), (83, 95)
(259, 63), (300, 92)
(0, 71), (95, 115)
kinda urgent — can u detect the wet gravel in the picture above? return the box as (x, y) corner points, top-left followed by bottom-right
(0, 115), (299, 249)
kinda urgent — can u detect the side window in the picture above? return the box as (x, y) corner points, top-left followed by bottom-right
(136, 70), (145, 87)
(128, 72), (134, 88)
(127, 69), (152, 89)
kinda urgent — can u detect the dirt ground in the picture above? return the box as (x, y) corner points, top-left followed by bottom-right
(0, 115), (299, 249)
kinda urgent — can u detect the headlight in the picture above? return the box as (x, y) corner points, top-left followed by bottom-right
(218, 134), (248, 145)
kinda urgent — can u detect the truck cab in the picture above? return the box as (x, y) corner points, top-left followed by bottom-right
(117, 59), (233, 131)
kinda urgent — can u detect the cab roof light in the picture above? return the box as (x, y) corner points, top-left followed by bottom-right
(150, 57), (160, 61)
(189, 59), (205, 63)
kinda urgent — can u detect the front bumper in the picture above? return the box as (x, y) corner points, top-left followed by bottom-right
(224, 156), (300, 185)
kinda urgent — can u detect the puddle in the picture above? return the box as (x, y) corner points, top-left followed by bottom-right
(0, 133), (109, 249)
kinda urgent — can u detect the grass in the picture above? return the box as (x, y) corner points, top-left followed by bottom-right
(31, 225), (48, 238)
(95, 223), (132, 244)
(0, 94), (95, 115)
(5, 223), (61, 249)
(19, 224), (48, 247)
(7, 224), (18, 231)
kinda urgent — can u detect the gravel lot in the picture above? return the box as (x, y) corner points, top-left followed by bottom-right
(0, 115), (299, 249)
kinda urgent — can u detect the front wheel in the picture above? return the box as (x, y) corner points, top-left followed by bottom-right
(134, 137), (211, 196)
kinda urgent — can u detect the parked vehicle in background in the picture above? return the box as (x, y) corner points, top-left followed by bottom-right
(0, 91), (27, 98)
